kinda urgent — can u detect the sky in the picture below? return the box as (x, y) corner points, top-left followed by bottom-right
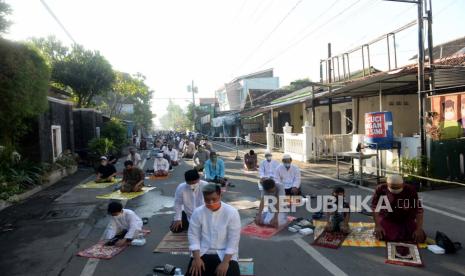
(4, 0), (465, 126)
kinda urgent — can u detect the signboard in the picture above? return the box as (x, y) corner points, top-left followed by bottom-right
(365, 113), (387, 138)
(429, 92), (465, 140)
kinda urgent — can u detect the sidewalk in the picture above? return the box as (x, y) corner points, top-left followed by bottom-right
(212, 140), (465, 218)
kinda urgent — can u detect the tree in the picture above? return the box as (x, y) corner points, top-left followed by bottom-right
(185, 103), (204, 129)
(29, 36), (69, 65)
(285, 78), (313, 91)
(52, 44), (115, 107)
(159, 101), (190, 131)
(0, 38), (50, 146)
(101, 118), (127, 152)
(0, 1), (11, 35)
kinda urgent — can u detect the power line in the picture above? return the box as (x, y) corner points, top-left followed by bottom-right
(39, 0), (77, 44)
(233, 0), (304, 74)
(255, 0), (363, 70)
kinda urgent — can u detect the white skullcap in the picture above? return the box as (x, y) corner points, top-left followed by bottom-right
(282, 153), (292, 160)
(156, 153), (163, 158)
(386, 174), (403, 184)
(264, 150), (272, 156)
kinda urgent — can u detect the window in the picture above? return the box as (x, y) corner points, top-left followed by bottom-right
(51, 125), (62, 161)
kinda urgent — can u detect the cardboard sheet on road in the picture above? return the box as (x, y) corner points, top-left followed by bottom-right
(153, 231), (189, 254)
(96, 187), (156, 200)
(313, 221), (428, 248)
(229, 200), (260, 210)
(241, 216), (294, 239)
(78, 179), (119, 189)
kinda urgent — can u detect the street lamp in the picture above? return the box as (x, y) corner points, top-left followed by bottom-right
(187, 81), (198, 131)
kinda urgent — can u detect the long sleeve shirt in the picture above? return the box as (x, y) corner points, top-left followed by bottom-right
(126, 153), (142, 166)
(204, 159), (225, 180)
(153, 158), (170, 171)
(188, 203), (241, 261)
(193, 150), (210, 165)
(174, 180), (208, 221)
(105, 209), (143, 240)
(259, 159), (280, 178)
(274, 164), (301, 189)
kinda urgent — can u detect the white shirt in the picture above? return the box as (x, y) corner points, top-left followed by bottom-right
(178, 140), (185, 151)
(127, 153), (142, 166)
(188, 202), (241, 261)
(167, 149), (179, 161)
(174, 180), (208, 221)
(274, 164), (301, 189)
(105, 209), (143, 240)
(153, 158), (170, 171)
(259, 159), (280, 178)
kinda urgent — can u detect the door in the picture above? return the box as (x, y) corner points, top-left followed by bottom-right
(276, 112), (291, 133)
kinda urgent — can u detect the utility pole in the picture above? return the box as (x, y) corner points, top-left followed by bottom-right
(328, 43), (333, 135)
(426, 0), (435, 93)
(187, 81), (198, 131)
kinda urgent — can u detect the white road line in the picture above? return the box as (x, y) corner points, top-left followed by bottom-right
(80, 151), (149, 276)
(294, 238), (348, 276)
(306, 170), (465, 223)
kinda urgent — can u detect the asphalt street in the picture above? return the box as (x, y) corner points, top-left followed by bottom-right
(1, 143), (465, 276)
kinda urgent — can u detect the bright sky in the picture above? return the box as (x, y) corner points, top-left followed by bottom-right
(4, 0), (465, 126)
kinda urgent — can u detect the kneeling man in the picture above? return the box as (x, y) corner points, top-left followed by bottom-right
(121, 160), (144, 192)
(171, 170), (207, 233)
(371, 174), (425, 243)
(256, 179), (287, 228)
(187, 184), (241, 276)
(105, 201), (143, 247)
(153, 153), (170, 176)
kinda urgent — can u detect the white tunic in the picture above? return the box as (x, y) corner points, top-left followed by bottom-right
(173, 180), (208, 221)
(188, 203), (241, 261)
(274, 164), (301, 189)
(105, 209), (143, 240)
(259, 159), (280, 178)
(167, 149), (179, 161)
(126, 153), (142, 166)
(153, 158), (170, 171)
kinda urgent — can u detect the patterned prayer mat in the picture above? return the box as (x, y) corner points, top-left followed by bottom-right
(78, 179), (118, 189)
(386, 242), (423, 267)
(96, 187), (156, 200)
(312, 230), (347, 249)
(241, 216), (294, 239)
(153, 231), (189, 254)
(313, 221), (428, 248)
(77, 229), (150, 259)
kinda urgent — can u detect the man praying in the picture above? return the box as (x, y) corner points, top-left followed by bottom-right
(96, 156), (117, 183)
(105, 201), (143, 247)
(243, 150), (258, 171)
(256, 179), (287, 228)
(274, 154), (301, 195)
(153, 152), (170, 176)
(204, 151), (231, 187)
(187, 184), (241, 276)
(371, 174), (425, 243)
(121, 160), (144, 192)
(171, 170), (207, 233)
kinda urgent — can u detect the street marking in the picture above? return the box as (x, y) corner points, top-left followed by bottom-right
(294, 238), (348, 276)
(305, 170), (465, 223)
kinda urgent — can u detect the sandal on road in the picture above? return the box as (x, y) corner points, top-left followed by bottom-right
(153, 264), (176, 275)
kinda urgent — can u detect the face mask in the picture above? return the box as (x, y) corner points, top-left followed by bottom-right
(445, 111), (455, 121)
(284, 163), (291, 169)
(388, 187), (403, 194)
(266, 157), (272, 161)
(206, 201), (221, 211)
(113, 212), (123, 218)
(211, 157), (217, 162)
(190, 183), (199, 191)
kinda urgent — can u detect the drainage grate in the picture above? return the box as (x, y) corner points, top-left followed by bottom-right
(41, 205), (95, 221)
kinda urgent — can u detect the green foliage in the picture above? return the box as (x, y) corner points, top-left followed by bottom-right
(101, 119), (127, 152)
(88, 138), (114, 156)
(185, 103), (204, 130)
(52, 44), (115, 107)
(0, 0), (12, 35)
(29, 35), (69, 65)
(55, 151), (78, 169)
(159, 100), (191, 131)
(284, 78), (313, 91)
(394, 156), (431, 183)
(0, 38), (50, 146)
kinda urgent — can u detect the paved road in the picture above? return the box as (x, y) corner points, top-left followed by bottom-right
(1, 144), (465, 276)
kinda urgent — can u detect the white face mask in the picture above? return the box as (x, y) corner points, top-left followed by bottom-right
(388, 187), (403, 194)
(445, 111), (455, 121)
(266, 156), (272, 161)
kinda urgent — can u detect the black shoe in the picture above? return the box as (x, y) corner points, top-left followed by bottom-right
(153, 264), (176, 275)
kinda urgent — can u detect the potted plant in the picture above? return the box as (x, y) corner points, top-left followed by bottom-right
(55, 150), (78, 175)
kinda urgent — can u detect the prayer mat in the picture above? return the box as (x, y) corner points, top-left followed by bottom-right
(241, 216), (295, 239)
(149, 175), (169, 180)
(313, 221), (428, 248)
(153, 231), (189, 254)
(77, 229), (151, 259)
(77, 242), (127, 259)
(238, 258), (254, 276)
(78, 179), (118, 189)
(96, 187), (156, 200)
(229, 200), (260, 210)
(386, 242), (423, 267)
(241, 169), (258, 174)
(312, 230), (347, 249)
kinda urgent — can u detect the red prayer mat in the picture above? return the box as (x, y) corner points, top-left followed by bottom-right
(386, 242), (423, 267)
(241, 216), (294, 239)
(77, 229), (151, 259)
(312, 230), (347, 249)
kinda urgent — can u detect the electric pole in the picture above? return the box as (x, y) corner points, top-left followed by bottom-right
(187, 81), (198, 131)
